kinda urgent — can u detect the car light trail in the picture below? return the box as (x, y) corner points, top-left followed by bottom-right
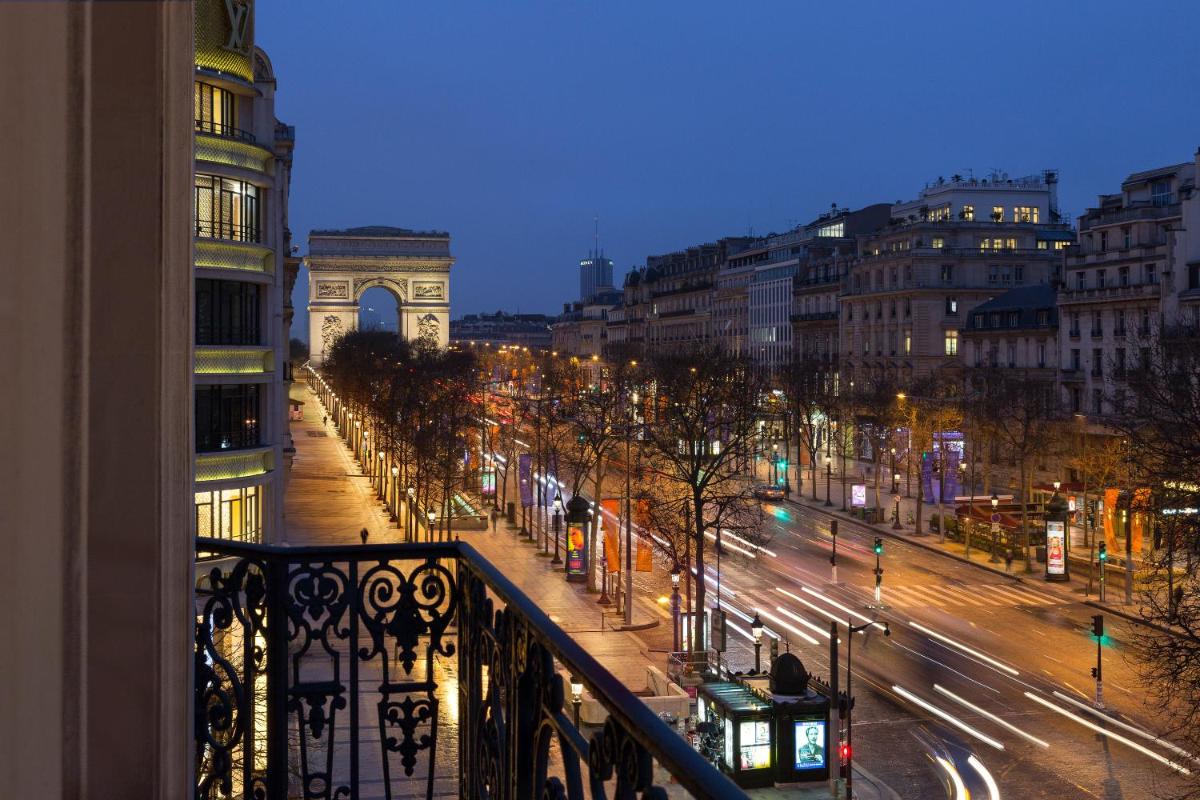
(935, 756), (968, 800)
(773, 606), (833, 640)
(703, 530), (758, 558)
(934, 684), (1049, 748)
(968, 754), (1001, 800)
(909, 621), (1020, 677)
(892, 684), (1005, 751)
(727, 620), (753, 642)
(792, 587), (887, 631)
(758, 609), (820, 646)
(1050, 690), (1197, 764)
(775, 588), (869, 633)
(1024, 692), (1191, 775)
(723, 603), (781, 640)
(701, 570), (738, 598)
(720, 528), (778, 557)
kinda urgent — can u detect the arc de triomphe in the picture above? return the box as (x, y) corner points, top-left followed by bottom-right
(306, 226), (453, 365)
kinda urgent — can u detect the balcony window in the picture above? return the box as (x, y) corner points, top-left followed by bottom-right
(946, 296), (958, 315)
(194, 81), (242, 139)
(1093, 389), (1103, 414)
(1014, 266), (1024, 284)
(992, 206), (1004, 222)
(1013, 206), (1039, 223)
(932, 236), (945, 249)
(904, 329), (911, 355)
(1152, 179), (1172, 207)
(1076, 272), (1086, 290)
(195, 383), (261, 452)
(1146, 263), (1158, 285)
(1092, 348), (1103, 376)
(1123, 228), (1131, 250)
(944, 330), (958, 356)
(1097, 269), (1107, 289)
(1091, 311), (1103, 337)
(1100, 231), (1108, 252)
(196, 278), (262, 345)
(195, 174), (260, 242)
(962, 204), (975, 221)
(1115, 309), (1126, 336)
(1037, 343), (1046, 368)
(194, 485), (260, 542)
(1118, 266), (1129, 287)
(1141, 308), (1152, 335)
(941, 264), (953, 283)
(1071, 349), (1081, 370)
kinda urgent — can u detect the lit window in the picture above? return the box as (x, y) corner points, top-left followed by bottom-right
(944, 331), (959, 356)
(962, 205), (975, 221)
(1054, 240), (1069, 250)
(946, 296), (958, 315)
(992, 206), (1004, 222)
(904, 330), (911, 355)
(1013, 206), (1039, 223)
(1037, 240), (1048, 250)
(1005, 238), (1017, 250)
(932, 236), (945, 249)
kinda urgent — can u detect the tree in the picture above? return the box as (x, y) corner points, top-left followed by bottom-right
(778, 354), (837, 501)
(850, 376), (906, 513)
(641, 346), (766, 654)
(907, 373), (964, 540)
(1113, 324), (1200, 798)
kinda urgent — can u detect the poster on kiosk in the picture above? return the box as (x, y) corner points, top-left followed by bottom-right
(565, 520), (588, 582)
(1046, 519), (1066, 578)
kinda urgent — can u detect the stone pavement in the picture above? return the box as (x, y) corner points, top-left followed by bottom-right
(287, 383), (898, 798)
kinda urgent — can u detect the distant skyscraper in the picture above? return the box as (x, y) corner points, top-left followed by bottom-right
(580, 253), (614, 302)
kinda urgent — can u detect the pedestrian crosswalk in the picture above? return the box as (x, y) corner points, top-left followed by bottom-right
(883, 582), (1063, 609)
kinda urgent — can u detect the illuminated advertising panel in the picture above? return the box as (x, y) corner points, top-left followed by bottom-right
(566, 523), (587, 580)
(793, 720), (827, 770)
(1046, 519), (1066, 576)
(851, 485), (867, 508)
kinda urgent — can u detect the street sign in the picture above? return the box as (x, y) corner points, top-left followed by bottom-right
(990, 512), (1001, 523)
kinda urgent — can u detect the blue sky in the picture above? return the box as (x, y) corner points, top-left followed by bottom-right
(257, 0), (1200, 339)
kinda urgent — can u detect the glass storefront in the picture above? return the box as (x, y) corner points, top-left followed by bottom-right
(195, 484), (261, 541)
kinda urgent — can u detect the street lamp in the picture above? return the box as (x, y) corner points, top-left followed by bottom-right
(842, 618), (890, 800)
(390, 465), (399, 522)
(407, 486), (416, 543)
(824, 455), (833, 507)
(670, 566), (682, 653)
(989, 493), (1001, 564)
(551, 497), (564, 565)
(750, 612), (764, 673)
(570, 676), (584, 728)
(892, 487), (902, 530)
(378, 450), (386, 498)
(428, 509), (437, 542)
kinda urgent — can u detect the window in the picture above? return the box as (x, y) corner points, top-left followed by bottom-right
(1115, 309), (1126, 336)
(904, 299), (911, 318)
(890, 301), (896, 318)
(990, 312), (1001, 328)
(904, 265), (913, 283)
(962, 205), (975, 221)
(946, 296), (958, 315)
(972, 342), (981, 366)
(1097, 269), (1107, 288)
(1070, 348), (1080, 370)
(992, 206), (1004, 222)
(1118, 266), (1129, 287)
(932, 236), (945, 249)
(1115, 348), (1126, 377)
(1091, 311), (1102, 337)
(194, 82), (239, 138)
(889, 332), (896, 356)
(1141, 307), (1151, 334)
(1099, 231), (1108, 252)
(1037, 240), (1048, 250)
(974, 313), (985, 328)
(940, 264), (953, 283)
(1145, 263), (1157, 285)
(195, 174), (260, 242)
(904, 329), (911, 355)
(1092, 348), (1103, 376)
(1071, 387), (1081, 413)
(1054, 240), (1070, 250)
(1005, 237), (1017, 250)
(929, 205), (952, 222)
(1036, 309), (1049, 326)
(944, 331), (958, 356)
(988, 265), (999, 284)
(1152, 179), (1172, 207)
(1076, 272), (1086, 290)
(1123, 228), (1131, 250)
(1037, 343), (1046, 368)
(1008, 311), (1020, 327)
(195, 384), (261, 452)
(1014, 266), (1024, 284)
(196, 279), (262, 345)
(1092, 389), (1103, 415)
(1013, 206), (1039, 223)
(862, 338), (870, 355)
(195, 486), (261, 542)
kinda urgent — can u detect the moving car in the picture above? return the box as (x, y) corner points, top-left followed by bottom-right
(753, 483), (785, 501)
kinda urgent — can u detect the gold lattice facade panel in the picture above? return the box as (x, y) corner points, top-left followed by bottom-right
(194, 347), (274, 375)
(196, 447), (273, 483)
(194, 0), (255, 82)
(195, 239), (274, 274)
(195, 132), (273, 174)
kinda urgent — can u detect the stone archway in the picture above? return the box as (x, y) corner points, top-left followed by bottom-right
(306, 226), (454, 366)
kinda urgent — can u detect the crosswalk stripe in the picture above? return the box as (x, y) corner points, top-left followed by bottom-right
(882, 582), (1063, 608)
(987, 585), (1049, 605)
(937, 586), (991, 607)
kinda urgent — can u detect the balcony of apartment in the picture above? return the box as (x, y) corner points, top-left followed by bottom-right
(1058, 281), (1160, 306)
(789, 310), (838, 324)
(1079, 201), (1181, 231)
(195, 124), (275, 175)
(194, 538), (742, 800)
(1060, 366), (1084, 382)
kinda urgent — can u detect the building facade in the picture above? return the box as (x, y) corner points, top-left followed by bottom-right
(842, 173), (1072, 387)
(962, 284), (1059, 373)
(192, 2), (295, 544)
(450, 311), (554, 349)
(307, 226), (454, 364)
(580, 252), (615, 302)
(1060, 158), (1196, 417)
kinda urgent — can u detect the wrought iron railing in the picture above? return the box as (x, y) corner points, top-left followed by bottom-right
(195, 538), (745, 800)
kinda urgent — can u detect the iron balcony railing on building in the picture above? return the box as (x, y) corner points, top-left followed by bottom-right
(196, 218), (262, 244)
(195, 538), (745, 800)
(195, 118), (258, 144)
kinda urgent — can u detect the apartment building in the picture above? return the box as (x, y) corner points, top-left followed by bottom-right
(842, 172), (1072, 387)
(961, 284), (1059, 373)
(1060, 157), (1197, 417)
(192, 0), (295, 543)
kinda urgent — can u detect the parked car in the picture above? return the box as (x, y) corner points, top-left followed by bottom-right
(753, 483), (785, 501)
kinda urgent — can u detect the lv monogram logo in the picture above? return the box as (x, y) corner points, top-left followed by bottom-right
(223, 0), (252, 55)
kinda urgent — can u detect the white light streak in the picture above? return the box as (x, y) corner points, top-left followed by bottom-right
(934, 684), (1050, 748)
(799, 586), (883, 628)
(1050, 691), (1197, 764)
(758, 609), (820, 646)
(935, 757), (968, 800)
(720, 528), (778, 557)
(773, 606), (832, 640)
(892, 684), (1005, 751)
(968, 755), (1001, 800)
(703, 530), (758, 558)
(1024, 692), (1191, 775)
(722, 602), (779, 639)
(776, 587), (878, 632)
(909, 621), (1020, 677)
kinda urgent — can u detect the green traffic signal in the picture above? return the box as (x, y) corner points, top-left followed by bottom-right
(873, 537), (883, 555)
(1098, 542), (1107, 561)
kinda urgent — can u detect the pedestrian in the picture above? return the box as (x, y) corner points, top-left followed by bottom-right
(322, 414), (327, 427)
(360, 527), (369, 545)
(1004, 548), (1013, 574)
(490, 507), (498, 532)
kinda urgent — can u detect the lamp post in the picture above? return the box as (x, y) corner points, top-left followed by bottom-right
(551, 497), (563, 565)
(670, 566), (682, 653)
(390, 465), (399, 523)
(407, 486), (415, 543)
(378, 450), (386, 499)
(892, 488), (902, 530)
(771, 442), (779, 485)
(890, 448), (897, 493)
(989, 493), (1001, 564)
(750, 611), (764, 673)
(570, 677), (583, 728)
(842, 618), (890, 800)
(427, 510), (437, 543)
(825, 455), (833, 507)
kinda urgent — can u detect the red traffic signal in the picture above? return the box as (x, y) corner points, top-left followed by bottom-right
(839, 743), (851, 760)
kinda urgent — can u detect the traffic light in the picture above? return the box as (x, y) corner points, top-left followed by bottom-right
(1098, 541), (1108, 562)
(1092, 614), (1104, 639)
(873, 537), (883, 555)
(839, 743), (852, 778)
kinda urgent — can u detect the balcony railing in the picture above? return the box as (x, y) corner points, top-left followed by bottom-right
(196, 118), (257, 144)
(196, 218), (262, 244)
(194, 538), (744, 800)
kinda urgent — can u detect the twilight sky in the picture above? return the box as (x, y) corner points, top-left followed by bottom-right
(257, 0), (1200, 340)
